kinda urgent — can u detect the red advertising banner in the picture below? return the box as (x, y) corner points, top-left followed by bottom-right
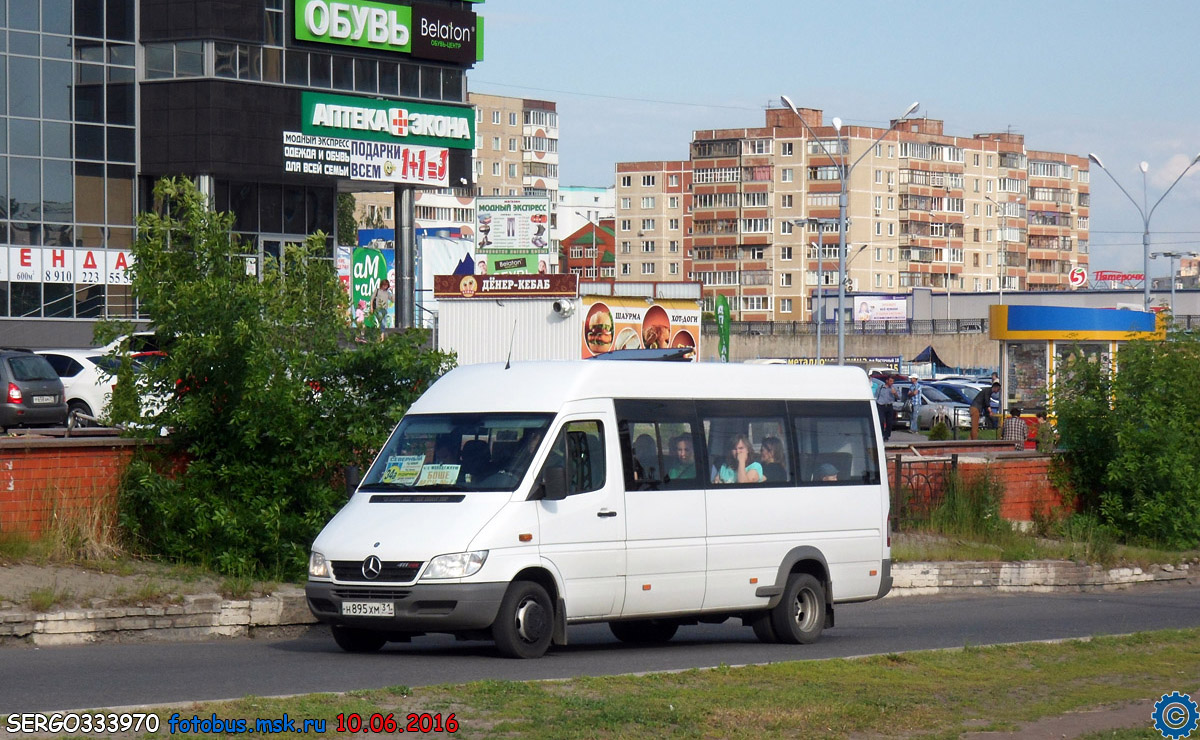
(433, 273), (577, 298)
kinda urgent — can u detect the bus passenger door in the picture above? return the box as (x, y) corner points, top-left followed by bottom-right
(617, 412), (707, 617)
(535, 417), (626, 619)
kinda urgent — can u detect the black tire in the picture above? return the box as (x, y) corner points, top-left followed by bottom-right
(492, 581), (554, 659)
(769, 573), (826, 645)
(331, 624), (387, 653)
(749, 612), (778, 643)
(68, 401), (94, 428)
(608, 619), (679, 644)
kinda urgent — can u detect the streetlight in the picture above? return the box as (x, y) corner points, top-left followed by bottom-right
(781, 95), (919, 364)
(1087, 152), (1200, 311)
(1150, 250), (1199, 318)
(574, 211), (598, 279)
(984, 194), (1006, 304)
(809, 240), (824, 362)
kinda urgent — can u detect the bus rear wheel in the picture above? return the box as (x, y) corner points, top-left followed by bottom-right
(769, 573), (825, 644)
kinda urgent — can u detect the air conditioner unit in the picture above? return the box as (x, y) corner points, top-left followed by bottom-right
(874, 208), (881, 217)
(887, 184), (894, 192)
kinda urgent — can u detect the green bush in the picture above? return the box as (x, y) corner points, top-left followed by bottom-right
(1052, 336), (1200, 549)
(106, 177), (455, 579)
(927, 420), (951, 441)
(931, 470), (1006, 538)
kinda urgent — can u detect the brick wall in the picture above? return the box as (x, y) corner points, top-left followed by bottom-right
(0, 436), (149, 540)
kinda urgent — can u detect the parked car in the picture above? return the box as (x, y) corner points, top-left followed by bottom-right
(36, 349), (120, 424)
(928, 381), (976, 406)
(898, 383), (971, 430)
(1, 348), (68, 432)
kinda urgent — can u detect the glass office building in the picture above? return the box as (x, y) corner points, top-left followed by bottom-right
(1, 0), (479, 347)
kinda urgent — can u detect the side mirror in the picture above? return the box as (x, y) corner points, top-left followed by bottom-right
(540, 466), (568, 501)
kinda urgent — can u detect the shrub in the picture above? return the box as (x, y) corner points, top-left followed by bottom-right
(930, 469), (1006, 538)
(927, 420), (952, 441)
(1052, 335), (1200, 549)
(106, 177), (455, 579)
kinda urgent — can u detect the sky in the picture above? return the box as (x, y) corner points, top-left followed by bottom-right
(468, 0), (1200, 279)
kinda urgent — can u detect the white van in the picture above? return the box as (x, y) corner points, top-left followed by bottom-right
(306, 361), (891, 658)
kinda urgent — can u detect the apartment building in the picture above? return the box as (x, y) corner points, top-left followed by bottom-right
(613, 162), (693, 282)
(674, 106), (1089, 321)
(561, 218), (616, 280)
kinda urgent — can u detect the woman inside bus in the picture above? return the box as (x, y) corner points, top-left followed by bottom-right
(714, 433), (763, 484)
(758, 437), (788, 483)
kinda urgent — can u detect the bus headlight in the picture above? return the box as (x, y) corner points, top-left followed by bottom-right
(308, 550), (330, 579)
(422, 551), (488, 580)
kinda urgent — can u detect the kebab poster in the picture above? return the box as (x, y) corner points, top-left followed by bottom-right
(580, 296), (701, 361)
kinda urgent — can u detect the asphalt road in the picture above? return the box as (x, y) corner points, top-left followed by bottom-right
(4, 584), (1199, 713)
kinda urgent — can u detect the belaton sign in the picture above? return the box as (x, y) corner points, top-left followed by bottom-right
(294, 0), (483, 64)
(301, 92), (474, 149)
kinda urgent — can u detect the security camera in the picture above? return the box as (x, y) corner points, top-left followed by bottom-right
(552, 299), (575, 318)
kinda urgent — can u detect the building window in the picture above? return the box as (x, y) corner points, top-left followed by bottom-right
(669, 218), (679, 230)
(641, 262), (656, 274)
(509, 112), (518, 126)
(781, 142), (793, 156)
(641, 197), (655, 208)
(492, 162), (500, 176)
(781, 168), (793, 183)
(508, 164), (518, 177)
(669, 196), (680, 209)
(669, 262), (679, 275)
(781, 194), (793, 208)
(621, 264), (631, 275)
(780, 246), (793, 261)
(642, 241), (655, 253)
(780, 272), (792, 287)
(620, 197), (631, 209)
(492, 110), (500, 124)
(669, 174), (679, 186)
(781, 298), (793, 312)
(621, 175), (632, 187)
(641, 218), (656, 230)
(781, 221), (793, 235)
(621, 242), (631, 253)
(509, 138), (518, 152)
(620, 220), (631, 231)
(669, 240), (679, 252)
(642, 175), (656, 186)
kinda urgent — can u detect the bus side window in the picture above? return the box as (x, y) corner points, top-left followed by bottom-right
(541, 420), (606, 496)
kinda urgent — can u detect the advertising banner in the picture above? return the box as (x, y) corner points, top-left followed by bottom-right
(300, 92), (474, 150)
(2, 246), (132, 285)
(475, 197), (551, 254)
(476, 252), (550, 275)
(350, 246), (395, 328)
(580, 296), (701, 361)
(283, 132), (448, 187)
(433, 274), (577, 299)
(852, 297), (907, 321)
(294, 0), (483, 64)
(715, 294), (730, 362)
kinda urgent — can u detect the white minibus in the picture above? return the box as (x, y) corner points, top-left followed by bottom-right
(306, 360), (891, 658)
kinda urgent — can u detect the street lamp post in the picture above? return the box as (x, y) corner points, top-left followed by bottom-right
(781, 95), (919, 364)
(1150, 250), (1199, 318)
(809, 240), (823, 362)
(1087, 152), (1200, 312)
(984, 194), (1006, 304)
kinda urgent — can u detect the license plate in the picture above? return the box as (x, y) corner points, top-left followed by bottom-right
(32, 395), (55, 404)
(341, 601), (394, 617)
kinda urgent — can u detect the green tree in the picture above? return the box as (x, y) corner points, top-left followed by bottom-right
(104, 177), (454, 578)
(336, 192), (359, 246)
(1052, 334), (1200, 548)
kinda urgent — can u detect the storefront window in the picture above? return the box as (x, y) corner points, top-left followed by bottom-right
(1006, 342), (1048, 412)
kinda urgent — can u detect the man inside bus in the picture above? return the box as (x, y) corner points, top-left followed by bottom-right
(666, 435), (696, 481)
(816, 462), (839, 482)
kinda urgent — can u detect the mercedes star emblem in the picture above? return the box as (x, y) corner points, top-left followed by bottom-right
(362, 555), (383, 580)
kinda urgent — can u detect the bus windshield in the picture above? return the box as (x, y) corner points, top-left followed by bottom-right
(360, 413), (555, 493)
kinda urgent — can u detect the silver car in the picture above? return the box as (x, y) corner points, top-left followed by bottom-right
(899, 384), (971, 430)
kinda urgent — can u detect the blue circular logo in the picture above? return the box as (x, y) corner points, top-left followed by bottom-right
(1153, 692), (1199, 739)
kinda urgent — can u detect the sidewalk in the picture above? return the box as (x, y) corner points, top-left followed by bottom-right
(1, 560), (1193, 647)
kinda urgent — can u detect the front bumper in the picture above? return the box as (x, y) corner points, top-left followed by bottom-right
(305, 580), (508, 633)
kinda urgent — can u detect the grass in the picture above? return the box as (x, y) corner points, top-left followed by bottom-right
(27, 583), (73, 612)
(18, 628), (1196, 739)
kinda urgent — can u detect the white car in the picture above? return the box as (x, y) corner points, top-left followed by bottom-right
(37, 349), (165, 426)
(36, 349), (119, 424)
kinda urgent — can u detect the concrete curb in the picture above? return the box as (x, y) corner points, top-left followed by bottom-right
(1, 562), (1194, 646)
